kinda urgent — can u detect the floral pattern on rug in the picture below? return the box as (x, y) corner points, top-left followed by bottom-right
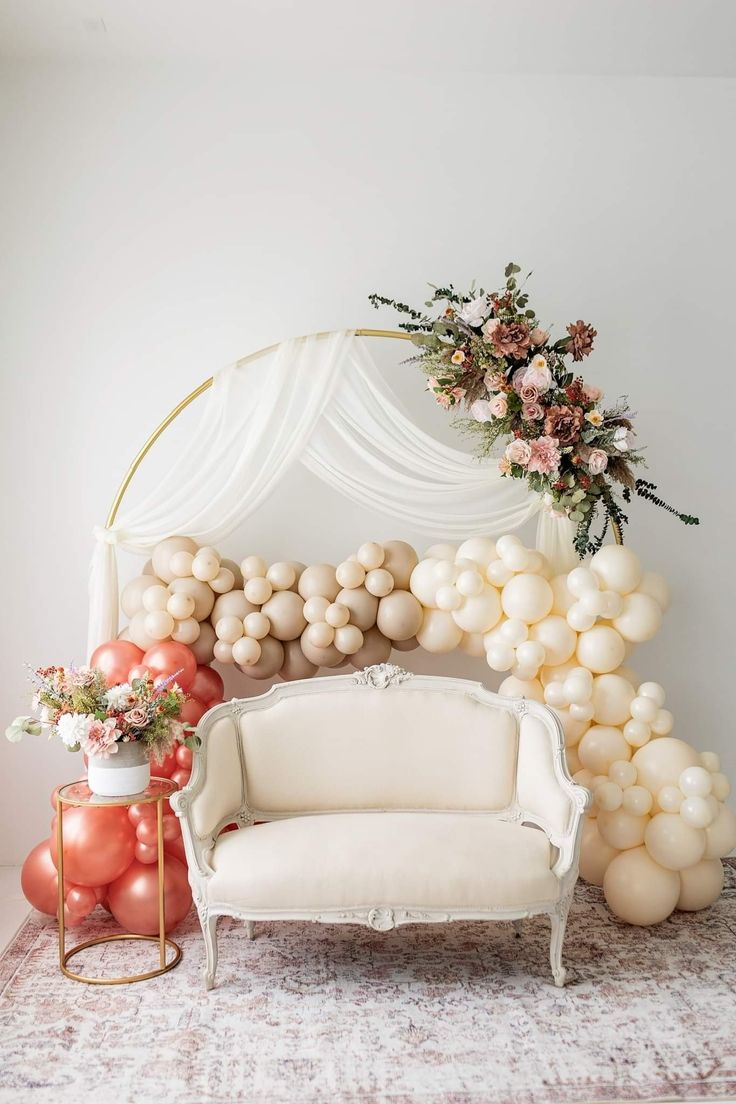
(1, 865), (735, 1104)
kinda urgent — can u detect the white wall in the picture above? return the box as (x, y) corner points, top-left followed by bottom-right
(1, 63), (733, 863)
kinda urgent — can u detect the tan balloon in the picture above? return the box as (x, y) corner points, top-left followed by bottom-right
(579, 819), (620, 886)
(677, 859), (725, 911)
(336, 586), (379, 632)
(703, 804), (736, 859)
(591, 674), (636, 726)
(365, 568), (394, 598)
(333, 624), (363, 655)
(211, 590), (256, 624)
(644, 813), (706, 871)
(417, 609), (463, 654)
(306, 622), (335, 649)
(578, 726), (631, 775)
(603, 846), (680, 925)
(232, 636), (262, 667)
(239, 635), (284, 679)
(348, 626), (392, 669)
(267, 562), (297, 591)
(336, 560), (366, 590)
(298, 564), (340, 603)
(142, 584), (171, 613)
(498, 676), (545, 703)
(459, 632), (486, 658)
(303, 596), (330, 624)
(128, 610), (158, 651)
(530, 616), (577, 667)
(169, 577), (216, 621)
(215, 616), (244, 644)
(213, 640), (234, 664)
(189, 621), (216, 664)
(141, 559), (155, 576)
(241, 556), (268, 581)
(244, 577), (273, 605)
(392, 636), (419, 652)
(260, 591), (307, 641)
(632, 737), (700, 796)
(243, 612), (271, 640)
(380, 540), (419, 589)
(169, 550), (195, 578)
(121, 575), (164, 619)
(166, 592), (195, 620)
(152, 536), (198, 584)
(299, 630), (344, 669)
(144, 610), (175, 641)
(210, 567), (236, 595)
(357, 542), (384, 570)
(376, 590), (423, 642)
(171, 617), (201, 645)
(279, 639), (318, 681)
(220, 558), (244, 589)
(325, 603), (350, 629)
(597, 808), (648, 851)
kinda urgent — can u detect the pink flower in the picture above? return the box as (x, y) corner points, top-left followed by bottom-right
(587, 448), (609, 474)
(489, 394), (508, 418)
(82, 718), (120, 759)
(522, 401), (545, 421)
(124, 707), (148, 728)
(470, 399), (494, 422)
(527, 435), (562, 475)
(498, 457), (512, 475)
(449, 386), (466, 404)
(484, 369), (506, 391)
(519, 382), (540, 404)
(482, 317), (501, 340)
(530, 327), (549, 347)
(505, 439), (532, 467)
(583, 383), (603, 402)
(523, 355), (553, 394)
(511, 367), (527, 393)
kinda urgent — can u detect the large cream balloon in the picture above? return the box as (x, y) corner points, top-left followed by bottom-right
(596, 808), (648, 851)
(171, 617), (201, 645)
(152, 536), (199, 585)
(578, 726), (631, 774)
(168, 577), (215, 621)
(459, 632), (486, 657)
(612, 593), (663, 644)
(451, 585), (502, 634)
(703, 804), (736, 860)
(637, 570), (671, 612)
(279, 639), (318, 681)
(189, 621), (216, 664)
(579, 819), (620, 886)
(297, 564), (340, 603)
(644, 813), (706, 871)
(549, 574), (576, 617)
(238, 635), (285, 680)
(456, 537), (497, 569)
(498, 676), (544, 703)
(260, 592), (307, 641)
(348, 626), (392, 669)
(376, 590), (423, 642)
(298, 631), (344, 669)
(603, 846), (680, 925)
(576, 625), (626, 674)
(336, 587), (379, 632)
(409, 558), (440, 607)
(590, 544), (643, 596)
(122, 575), (165, 618)
(632, 738), (700, 796)
(380, 541), (419, 590)
(211, 590), (256, 623)
(530, 616), (577, 667)
(127, 610), (157, 651)
(591, 674), (636, 726)
(501, 574), (553, 624)
(676, 859), (725, 911)
(417, 609), (463, 654)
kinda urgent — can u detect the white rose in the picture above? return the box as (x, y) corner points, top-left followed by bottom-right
(105, 683), (134, 710)
(470, 399), (494, 423)
(457, 295), (489, 328)
(523, 355), (553, 395)
(613, 426), (636, 452)
(56, 712), (93, 749)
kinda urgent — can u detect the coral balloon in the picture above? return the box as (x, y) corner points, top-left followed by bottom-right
(180, 698), (207, 725)
(107, 857), (191, 935)
(21, 841), (59, 915)
(66, 885), (97, 917)
(141, 642), (197, 691)
(603, 846), (680, 925)
(50, 806), (136, 887)
(90, 641), (145, 687)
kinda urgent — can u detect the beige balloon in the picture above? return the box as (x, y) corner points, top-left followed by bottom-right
(380, 540), (419, 589)
(348, 626), (392, 668)
(703, 804), (736, 860)
(121, 575), (164, 619)
(210, 567), (236, 595)
(243, 612), (271, 640)
(596, 808), (648, 851)
(298, 564), (341, 603)
(285, 562), (307, 592)
(612, 592), (663, 644)
(171, 617), (201, 645)
(365, 568), (394, 598)
(579, 819), (620, 887)
(603, 846), (680, 925)
(632, 737), (700, 796)
(576, 625), (626, 674)
(215, 616), (244, 644)
(416, 609), (463, 654)
(303, 596), (330, 625)
(392, 636), (419, 652)
(213, 639), (234, 664)
(232, 636), (262, 667)
(244, 577), (273, 605)
(334, 624), (364, 655)
(239, 635), (284, 679)
(144, 610), (175, 641)
(279, 639), (318, 681)
(549, 574), (576, 617)
(141, 559), (155, 576)
(530, 616), (577, 667)
(644, 812), (706, 871)
(357, 541), (384, 570)
(169, 550), (195, 578)
(220, 558), (244, 589)
(676, 858), (725, 911)
(142, 584), (171, 613)
(241, 555), (268, 581)
(128, 610), (158, 651)
(376, 590), (423, 642)
(299, 629), (345, 669)
(336, 560), (366, 590)
(190, 621), (216, 664)
(577, 726), (631, 775)
(211, 590), (257, 624)
(169, 576), (216, 621)
(152, 536), (198, 584)
(306, 622), (335, 649)
(591, 674), (636, 726)
(459, 631), (486, 657)
(498, 676), (545, 703)
(166, 592), (195, 620)
(267, 562), (297, 591)
(325, 603), (350, 628)
(261, 591), (307, 641)
(336, 586), (379, 632)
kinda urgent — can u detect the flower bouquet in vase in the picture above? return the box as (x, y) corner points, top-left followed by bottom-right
(7, 666), (188, 797)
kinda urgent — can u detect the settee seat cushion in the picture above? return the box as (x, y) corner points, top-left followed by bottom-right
(207, 811), (559, 913)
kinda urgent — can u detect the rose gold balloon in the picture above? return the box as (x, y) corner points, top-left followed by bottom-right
(168, 576), (216, 621)
(170, 768), (191, 789)
(107, 857), (191, 935)
(50, 806), (136, 887)
(128, 802), (156, 826)
(348, 626), (392, 668)
(381, 541), (419, 590)
(150, 748), (177, 778)
(152, 536), (199, 584)
(21, 840), (58, 915)
(260, 591), (307, 641)
(188, 665), (224, 705)
(189, 622), (217, 665)
(66, 884), (97, 917)
(136, 819), (159, 846)
(336, 586), (379, 632)
(163, 835), (188, 865)
(175, 744), (194, 770)
(279, 639), (318, 681)
(239, 635), (284, 679)
(142, 641), (197, 690)
(299, 629), (345, 669)
(298, 564), (340, 602)
(180, 698), (207, 725)
(135, 841), (159, 865)
(90, 640), (145, 687)
(376, 590), (423, 641)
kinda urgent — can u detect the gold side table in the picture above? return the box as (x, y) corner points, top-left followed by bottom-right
(56, 777), (183, 984)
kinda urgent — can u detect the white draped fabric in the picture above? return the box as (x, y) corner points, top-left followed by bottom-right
(89, 331), (575, 655)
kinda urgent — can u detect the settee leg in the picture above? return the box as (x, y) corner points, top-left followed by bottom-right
(202, 913), (219, 991)
(549, 901), (570, 988)
(244, 920), (255, 940)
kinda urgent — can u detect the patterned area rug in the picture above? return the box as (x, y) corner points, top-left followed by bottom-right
(1, 865), (735, 1104)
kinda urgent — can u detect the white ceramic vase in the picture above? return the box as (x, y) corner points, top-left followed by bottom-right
(87, 741), (151, 797)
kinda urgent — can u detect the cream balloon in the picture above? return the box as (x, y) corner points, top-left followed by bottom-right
(539, 660), (578, 688)
(575, 626), (626, 675)
(515, 640), (545, 672)
(171, 618), (201, 645)
(632, 738), (700, 796)
(485, 642), (515, 672)
(244, 577), (273, 605)
(651, 709), (674, 736)
(241, 555), (268, 581)
(424, 542), (457, 560)
(239, 635), (285, 679)
(657, 785), (684, 813)
(578, 726), (631, 775)
(591, 674), (636, 726)
(417, 609), (463, 654)
(220, 559), (244, 589)
(703, 804), (736, 860)
(596, 808), (649, 851)
(336, 560), (366, 590)
(325, 602), (350, 629)
(127, 610), (158, 651)
(376, 591), (423, 642)
(644, 813), (706, 871)
(486, 561), (514, 587)
(121, 575), (164, 618)
(298, 564), (340, 603)
(152, 536), (198, 584)
(595, 782), (623, 812)
(710, 772), (731, 802)
(590, 544), (643, 596)
(567, 567), (599, 598)
(144, 610), (175, 641)
(565, 745), (582, 775)
(260, 592), (307, 641)
(621, 786), (653, 817)
(232, 636), (262, 667)
(603, 846), (680, 925)
(549, 574), (576, 616)
(334, 625), (364, 655)
(365, 569), (394, 598)
(530, 616), (576, 667)
(348, 626), (392, 669)
(213, 639), (234, 664)
(211, 590), (256, 624)
(679, 766), (713, 798)
(452, 586), (502, 634)
(357, 542), (384, 570)
(609, 760), (637, 788)
(629, 695), (659, 724)
(215, 616), (244, 644)
(679, 796), (714, 829)
(380, 541), (419, 589)
(637, 681), (666, 708)
(501, 574), (553, 624)
(436, 586), (462, 611)
(143, 585), (171, 613)
(637, 570), (671, 612)
(456, 537), (497, 568)
(458, 632), (485, 657)
(169, 577), (216, 621)
(409, 558), (440, 607)
(166, 592), (195, 621)
(303, 596), (330, 624)
(623, 720), (651, 748)
(336, 587), (379, 632)
(243, 612), (271, 640)
(579, 820), (620, 886)
(305, 622), (335, 649)
(566, 603), (597, 632)
(613, 593), (663, 643)
(498, 676), (545, 703)
(676, 859), (725, 911)
(190, 621), (216, 664)
(266, 562), (297, 592)
(192, 549), (221, 583)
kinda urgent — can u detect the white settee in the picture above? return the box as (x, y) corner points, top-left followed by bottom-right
(171, 663), (590, 990)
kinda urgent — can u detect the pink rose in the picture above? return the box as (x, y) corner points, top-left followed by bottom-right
(470, 399), (494, 423)
(530, 327), (549, 346)
(511, 367), (527, 393)
(519, 382), (539, 403)
(482, 317), (501, 340)
(583, 383), (603, 402)
(489, 394), (508, 418)
(527, 435), (561, 475)
(505, 439), (532, 467)
(124, 707), (148, 728)
(587, 448), (608, 474)
(522, 401), (544, 421)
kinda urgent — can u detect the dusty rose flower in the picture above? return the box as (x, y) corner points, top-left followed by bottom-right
(566, 320), (597, 361)
(470, 399), (494, 422)
(505, 439), (532, 467)
(490, 321), (531, 360)
(489, 394), (508, 417)
(82, 718), (120, 758)
(498, 457), (512, 475)
(522, 401), (544, 421)
(527, 435), (561, 475)
(511, 367), (527, 392)
(523, 354), (553, 394)
(519, 382), (540, 404)
(529, 327), (549, 346)
(544, 404), (584, 444)
(482, 317), (501, 340)
(587, 448), (609, 474)
(583, 382), (603, 402)
(124, 707), (148, 728)
(451, 349), (466, 365)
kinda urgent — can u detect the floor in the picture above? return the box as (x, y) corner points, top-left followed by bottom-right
(0, 867), (28, 954)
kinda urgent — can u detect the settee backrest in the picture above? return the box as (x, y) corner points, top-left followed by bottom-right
(187, 665), (580, 853)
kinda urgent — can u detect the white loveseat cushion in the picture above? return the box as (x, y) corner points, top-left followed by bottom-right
(207, 812), (559, 913)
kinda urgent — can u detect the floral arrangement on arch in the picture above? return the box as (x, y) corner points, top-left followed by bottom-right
(370, 265), (698, 555)
(6, 665), (188, 759)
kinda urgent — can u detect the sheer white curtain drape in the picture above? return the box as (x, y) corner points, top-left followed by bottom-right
(89, 331), (574, 654)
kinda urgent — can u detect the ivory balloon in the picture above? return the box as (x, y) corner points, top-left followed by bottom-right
(244, 612), (271, 640)
(211, 591), (256, 623)
(356, 541), (384, 570)
(122, 575), (164, 619)
(417, 609), (463, 654)
(376, 590), (423, 642)
(597, 808), (648, 850)
(336, 560), (366, 589)
(565, 745), (582, 775)
(549, 574), (576, 616)
(567, 567), (598, 598)
(279, 639), (318, 681)
(127, 611), (158, 651)
(555, 709), (590, 747)
(189, 621), (216, 665)
(703, 804), (736, 860)
(677, 859), (725, 911)
(365, 569), (394, 598)
(152, 536), (198, 584)
(576, 625), (626, 674)
(579, 819), (620, 886)
(232, 637), (262, 666)
(632, 738), (700, 796)
(612, 593), (663, 643)
(171, 617), (201, 645)
(334, 625), (364, 655)
(590, 544), (643, 596)
(239, 635), (285, 679)
(192, 549), (221, 583)
(530, 616), (576, 667)
(169, 577), (215, 621)
(210, 567), (235, 595)
(298, 564), (341, 603)
(409, 558), (440, 607)
(298, 631), (344, 669)
(578, 726), (631, 775)
(566, 604), (597, 632)
(638, 681), (666, 708)
(591, 674), (636, 726)
(380, 540), (419, 589)
(267, 562), (297, 591)
(260, 591), (307, 641)
(348, 626), (392, 669)
(603, 846), (680, 925)
(501, 574), (553, 624)
(498, 676), (545, 703)
(644, 813), (706, 871)
(336, 587), (379, 632)
(456, 537), (497, 568)
(452, 586), (502, 634)
(456, 570), (484, 597)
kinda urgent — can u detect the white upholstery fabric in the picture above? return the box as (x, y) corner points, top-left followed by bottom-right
(239, 688), (518, 814)
(207, 812), (559, 912)
(516, 714), (571, 840)
(190, 716), (243, 839)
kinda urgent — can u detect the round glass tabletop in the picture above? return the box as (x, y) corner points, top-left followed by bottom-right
(57, 776), (178, 808)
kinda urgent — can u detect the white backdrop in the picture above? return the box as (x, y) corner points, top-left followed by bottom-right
(1, 63), (733, 862)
